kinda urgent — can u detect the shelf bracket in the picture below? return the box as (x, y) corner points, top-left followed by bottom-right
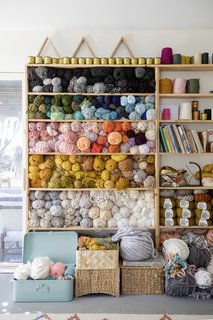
(37, 36), (60, 57)
(110, 36), (134, 58)
(72, 36), (95, 57)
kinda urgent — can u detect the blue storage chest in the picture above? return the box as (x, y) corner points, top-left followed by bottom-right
(13, 231), (77, 302)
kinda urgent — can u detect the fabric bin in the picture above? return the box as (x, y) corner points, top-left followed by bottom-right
(13, 231), (77, 302)
(75, 268), (120, 297)
(121, 266), (164, 295)
(76, 249), (119, 269)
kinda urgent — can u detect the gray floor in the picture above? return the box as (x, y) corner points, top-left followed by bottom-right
(1, 274), (213, 315)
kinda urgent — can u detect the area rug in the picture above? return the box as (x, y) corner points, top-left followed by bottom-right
(0, 314), (213, 320)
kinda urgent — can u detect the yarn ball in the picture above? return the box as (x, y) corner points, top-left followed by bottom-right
(50, 262), (65, 278)
(31, 257), (53, 280)
(187, 246), (211, 268)
(146, 109), (156, 120)
(107, 131), (122, 145)
(135, 68), (146, 79)
(195, 269), (212, 288)
(134, 170), (147, 183)
(138, 144), (150, 154)
(144, 176), (155, 188)
(77, 137), (91, 151)
(120, 96), (128, 106)
(93, 217), (107, 228)
(88, 207), (100, 219)
(100, 209), (112, 221)
(35, 141), (50, 153)
(145, 129), (156, 140)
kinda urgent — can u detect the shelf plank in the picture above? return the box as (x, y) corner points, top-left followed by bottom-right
(28, 119), (157, 123)
(29, 187), (156, 191)
(158, 64), (213, 71)
(160, 226), (213, 229)
(27, 63), (156, 68)
(28, 226), (156, 231)
(160, 186), (213, 190)
(159, 93), (213, 98)
(28, 152), (156, 156)
(159, 120), (213, 123)
(159, 152), (212, 155)
(28, 92), (155, 96)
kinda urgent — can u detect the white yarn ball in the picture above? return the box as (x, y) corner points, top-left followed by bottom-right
(93, 217), (107, 228)
(107, 218), (117, 228)
(120, 206), (131, 218)
(130, 146), (139, 155)
(31, 257), (53, 280)
(128, 190), (140, 200)
(145, 129), (156, 140)
(35, 191), (45, 200)
(137, 122), (148, 132)
(14, 262), (31, 280)
(99, 199), (113, 210)
(117, 218), (129, 229)
(126, 199), (137, 209)
(137, 198), (146, 208)
(129, 218), (138, 227)
(61, 199), (71, 209)
(71, 199), (80, 209)
(59, 191), (68, 200)
(195, 270), (212, 287)
(114, 212), (122, 222)
(67, 191), (79, 200)
(139, 161), (148, 170)
(50, 205), (63, 216)
(138, 144), (150, 155)
(45, 201), (52, 210)
(111, 205), (119, 216)
(100, 209), (112, 221)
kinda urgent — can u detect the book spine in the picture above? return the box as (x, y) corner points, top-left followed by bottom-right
(168, 124), (179, 153)
(180, 125), (192, 153)
(160, 127), (169, 152)
(163, 126), (174, 153)
(172, 124), (185, 153)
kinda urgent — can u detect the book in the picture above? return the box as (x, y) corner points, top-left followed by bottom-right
(186, 129), (198, 153)
(168, 124), (180, 153)
(191, 130), (204, 153)
(159, 127), (167, 152)
(172, 124), (185, 153)
(180, 125), (192, 153)
(163, 126), (174, 153)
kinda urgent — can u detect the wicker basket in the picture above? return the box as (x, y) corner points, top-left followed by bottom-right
(76, 249), (119, 269)
(121, 266), (164, 295)
(75, 268), (120, 297)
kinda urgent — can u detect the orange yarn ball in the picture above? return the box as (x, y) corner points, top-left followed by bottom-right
(97, 136), (107, 145)
(122, 135), (129, 143)
(114, 122), (122, 132)
(109, 145), (120, 153)
(121, 122), (132, 131)
(102, 121), (115, 133)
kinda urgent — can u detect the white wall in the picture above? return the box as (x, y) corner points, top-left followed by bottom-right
(1, 29), (213, 72)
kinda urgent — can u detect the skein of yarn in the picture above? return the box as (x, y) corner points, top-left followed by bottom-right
(186, 246), (211, 268)
(179, 102), (192, 120)
(173, 78), (186, 94)
(112, 227), (157, 261)
(186, 79), (200, 93)
(159, 78), (173, 93)
(161, 47), (173, 64)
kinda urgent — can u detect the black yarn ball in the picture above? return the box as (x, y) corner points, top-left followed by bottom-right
(104, 84), (116, 93)
(109, 103), (117, 110)
(29, 78), (43, 88)
(81, 68), (91, 79)
(89, 76), (103, 85)
(104, 75), (115, 84)
(135, 67), (146, 79)
(90, 67), (113, 77)
(56, 68), (65, 78)
(47, 68), (57, 79)
(126, 68), (135, 80)
(28, 68), (38, 81)
(104, 96), (111, 105)
(64, 69), (73, 81)
(73, 68), (82, 78)
(187, 246), (211, 268)
(135, 132), (146, 145)
(117, 79), (128, 89)
(113, 68), (127, 81)
(126, 130), (136, 138)
(43, 84), (53, 92)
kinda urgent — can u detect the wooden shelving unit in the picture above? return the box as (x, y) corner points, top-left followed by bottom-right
(25, 63), (213, 249)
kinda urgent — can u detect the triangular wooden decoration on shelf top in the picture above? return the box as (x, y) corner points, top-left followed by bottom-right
(110, 36), (134, 58)
(72, 36), (95, 57)
(37, 36), (60, 57)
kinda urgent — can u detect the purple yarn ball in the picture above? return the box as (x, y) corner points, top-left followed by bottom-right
(128, 137), (136, 146)
(135, 132), (146, 145)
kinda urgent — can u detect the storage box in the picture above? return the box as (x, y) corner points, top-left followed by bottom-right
(13, 231), (77, 302)
(76, 249), (119, 269)
(121, 266), (164, 295)
(75, 268), (120, 297)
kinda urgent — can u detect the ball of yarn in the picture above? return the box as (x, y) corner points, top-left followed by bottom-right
(107, 131), (122, 145)
(31, 257), (53, 280)
(138, 144), (150, 154)
(93, 217), (107, 228)
(35, 141), (50, 153)
(88, 206), (100, 219)
(77, 137), (91, 151)
(187, 246), (211, 268)
(144, 175), (155, 188)
(112, 228), (157, 261)
(195, 269), (212, 288)
(14, 262), (31, 280)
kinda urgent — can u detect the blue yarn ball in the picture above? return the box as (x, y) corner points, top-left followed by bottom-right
(135, 96), (142, 103)
(112, 96), (120, 106)
(145, 96), (155, 104)
(129, 111), (141, 120)
(141, 111), (147, 120)
(101, 112), (111, 120)
(135, 103), (146, 115)
(127, 95), (136, 104)
(46, 110), (51, 119)
(44, 97), (52, 104)
(96, 96), (104, 104)
(120, 96), (128, 106)
(110, 111), (118, 120)
(145, 102), (155, 110)
(104, 96), (111, 105)
(73, 110), (84, 120)
(125, 103), (135, 113)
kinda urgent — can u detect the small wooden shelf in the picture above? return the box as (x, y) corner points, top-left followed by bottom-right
(159, 152), (212, 155)
(28, 119), (156, 123)
(158, 64), (213, 71)
(159, 120), (213, 123)
(27, 63), (156, 68)
(29, 152), (156, 156)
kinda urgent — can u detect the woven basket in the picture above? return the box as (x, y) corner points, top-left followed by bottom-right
(75, 268), (120, 297)
(121, 266), (164, 295)
(76, 249), (119, 269)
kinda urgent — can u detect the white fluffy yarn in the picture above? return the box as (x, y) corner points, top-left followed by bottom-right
(107, 218), (117, 228)
(112, 227), (157, 261)
(14, 262), (31, 280)
(195, 269), (212, 288)
(31, 257), (53, 280)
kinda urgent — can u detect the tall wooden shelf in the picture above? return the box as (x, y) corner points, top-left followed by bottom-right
(25, 63), (213, 249)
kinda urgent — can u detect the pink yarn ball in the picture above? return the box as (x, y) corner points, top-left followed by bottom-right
(37, 122), (47, 131)
(50, 262), (65, 278)
(35, 141), (50, 153)
(29, 131), (40, 140)
(59, 123), (71, 133)
(71, 122), (82, 132)
(146, 140), (156, 149)
(29, 123), (37, 131)
(48, 140), (56, 151)
(63, 132), (78, 144)
(58, 141), (78, 154)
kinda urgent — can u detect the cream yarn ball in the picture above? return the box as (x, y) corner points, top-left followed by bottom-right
(100, 209), (112, 221)
(93, 217), (107, 228)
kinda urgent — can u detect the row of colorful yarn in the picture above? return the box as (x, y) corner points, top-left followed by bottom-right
(28, 154), (155, 189)
(159, 78), (200, 94)
(28, 121), (156, 154)
(28, 66), (155, 94)
(28, 94), (156, 121)
(28, 190), (155, 229)
(160, 189), (213, 227)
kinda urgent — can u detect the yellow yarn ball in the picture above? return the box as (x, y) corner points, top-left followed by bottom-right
(105, 159), (117, 171)
(115, 177), (129, 190)
(29, 165), (39, 173)
(96, 179), (105, 188)
(147, 155), (155, 164)
(72, 163), (81, 172)
(29, 154), (44, 166)
(101, 170), (110, 181)
(69, 155), (79, 164)
(93, 157), (105, 171)
(61, 155), (69, 161)
(55, 156), (63, 167)
(75, 171), (86, 180)
(28, 172), (40, 180)
(104, 180), (115, 189)
(87, 170), (97, 179)
(111, 154), (127, 162)
(62, 161), (72, 171)
(39, 168), (52, 181)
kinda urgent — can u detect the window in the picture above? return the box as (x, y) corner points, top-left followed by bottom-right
(0, 73), (24, 271)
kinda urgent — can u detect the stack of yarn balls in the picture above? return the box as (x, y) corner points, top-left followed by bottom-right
(194, 164), (213, 187)
(28, 121), (156, 155)
(28, 94), (156, 121)
(28, 190), (155, 229)
(160, 189), (213, 227)
(28, 66), (155, 94)
(28, 154), (155, 189)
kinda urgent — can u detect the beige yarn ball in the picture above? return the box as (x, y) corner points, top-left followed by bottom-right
(88, 206), (100, 219)
(107, 218), (117, 228)
(100, 209), (112, 221)
(93, 217), (107, 228)
(99, 199), (113, 210)
(139, 161), (148, 170)
(144, 175), (155, 188)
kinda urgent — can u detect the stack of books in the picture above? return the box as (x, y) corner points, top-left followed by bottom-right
(160, 124), (206, 153)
